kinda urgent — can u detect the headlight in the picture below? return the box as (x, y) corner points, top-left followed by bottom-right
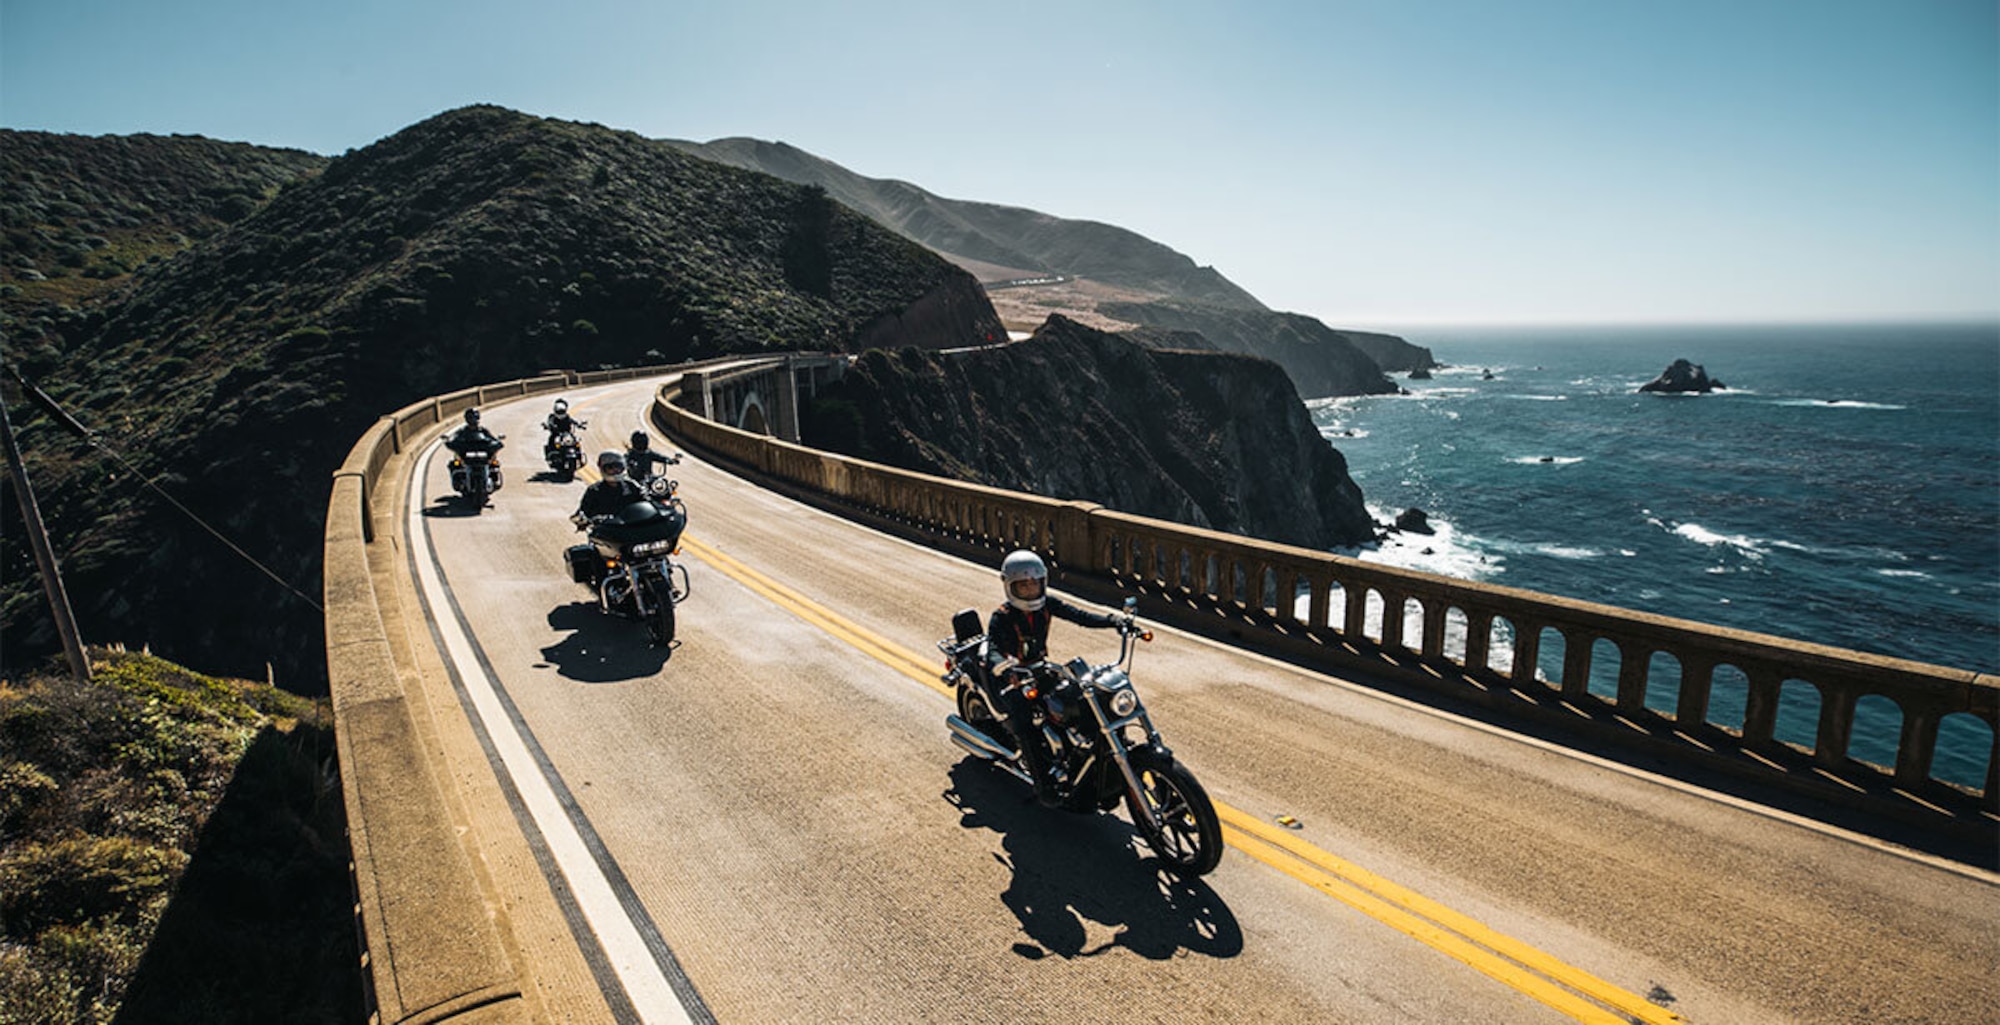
(631, 539), (674, 556)
(1109, 687), (1139, 718)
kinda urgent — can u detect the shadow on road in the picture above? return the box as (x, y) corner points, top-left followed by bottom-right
(421, 495), (485, 517)
(526, 469), (577, 485)
(537, 601), (672, 682)
(943, 759), (1241, 962)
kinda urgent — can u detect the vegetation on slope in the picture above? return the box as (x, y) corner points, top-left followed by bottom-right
(1, 105), (1000, 689)
(0, 649), (356, 1024)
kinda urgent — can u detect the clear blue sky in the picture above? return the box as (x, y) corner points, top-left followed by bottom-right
(4, 0), (1995, 328)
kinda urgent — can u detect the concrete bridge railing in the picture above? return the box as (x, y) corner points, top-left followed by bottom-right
(647, 360), (2000, 844)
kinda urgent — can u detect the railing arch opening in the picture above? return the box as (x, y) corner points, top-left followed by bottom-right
(1533, 627), (1567, 689)
(1485, 615), (1519, 676)
(1586, 637), (1621, 702)
(1443, 607), (1472, 667)
(1645, 650), (1683, 717)
(1708, 663), (1751, 733)
(1261, 568), (1280, 617)
(1400, 598), (1426, 654)
(1775, 678), (1824, 752)
(1849, 694), (1904, 774)
(1362, 590), (1387, 644)
(1327, 582), (1352, 632)
(1933, 713), (1995, 792)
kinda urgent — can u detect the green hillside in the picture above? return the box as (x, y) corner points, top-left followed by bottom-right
(1, 105), (1001, 689)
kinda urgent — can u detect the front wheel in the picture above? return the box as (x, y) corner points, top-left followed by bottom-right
(644, 577), (676, 647)
(1125, 747), (1223, 877)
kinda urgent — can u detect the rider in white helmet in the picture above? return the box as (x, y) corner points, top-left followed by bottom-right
(986, 549), (1128, 806)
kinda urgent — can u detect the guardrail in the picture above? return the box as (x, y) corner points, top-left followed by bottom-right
(324, 360), (730, 1024)
(648, 360), (1999, 849)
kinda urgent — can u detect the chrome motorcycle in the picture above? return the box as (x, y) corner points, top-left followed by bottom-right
(566, 490), (690, 646)
(941, 598), (1224, 877)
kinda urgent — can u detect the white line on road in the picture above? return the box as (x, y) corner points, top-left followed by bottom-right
(408, 440), (696, 1025)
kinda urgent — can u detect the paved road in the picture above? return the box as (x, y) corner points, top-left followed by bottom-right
(390, 379), (1999, 1024)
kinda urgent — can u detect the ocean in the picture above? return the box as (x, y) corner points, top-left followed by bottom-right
(1309, 322), (1999, 790)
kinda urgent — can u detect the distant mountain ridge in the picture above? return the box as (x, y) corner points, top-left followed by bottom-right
(664, 135), (1437, 396)
(663, 137), (1267, 310)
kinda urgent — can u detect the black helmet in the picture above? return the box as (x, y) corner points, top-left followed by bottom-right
(464, 408), (481, 426)
(629, 431), (650, 450)
(597, 450), (626, 476)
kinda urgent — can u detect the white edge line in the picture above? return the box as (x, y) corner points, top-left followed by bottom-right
(409, 440), (694, 1025)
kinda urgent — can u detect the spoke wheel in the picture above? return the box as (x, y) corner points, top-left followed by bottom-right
(1126, 747), (1223, 877)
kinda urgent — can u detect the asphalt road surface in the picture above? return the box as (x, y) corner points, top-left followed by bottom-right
(390, 379), (1998, 1024)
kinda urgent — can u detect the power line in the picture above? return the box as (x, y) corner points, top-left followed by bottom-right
(4, 363), (323, 614)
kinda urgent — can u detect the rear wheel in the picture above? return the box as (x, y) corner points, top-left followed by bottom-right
(956, 681), (1003, 738)
(1126, 747), (1223, 877)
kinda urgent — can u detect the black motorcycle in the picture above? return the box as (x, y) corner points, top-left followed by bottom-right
(941, 598), (1224, 877)
(448, 444), (503, 507)
(545, 422), (587, 478)
(567, 492), (690, 646)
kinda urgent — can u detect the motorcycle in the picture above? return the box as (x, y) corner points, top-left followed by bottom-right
(545, 422), (587, 478)
(448, 443), (503, 507)
(566, 490), (690, 646)
(940, 598), (1224, 877)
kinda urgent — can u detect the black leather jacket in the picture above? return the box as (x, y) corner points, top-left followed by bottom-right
(986, 596), (1118, 667)
(578, 477), (645, 519)
(447, 426), (503, 455)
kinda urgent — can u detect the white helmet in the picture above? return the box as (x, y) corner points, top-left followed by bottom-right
(1000, 550), (1047, 612)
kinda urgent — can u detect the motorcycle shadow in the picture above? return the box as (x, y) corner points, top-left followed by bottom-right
(537, 601), (672, 682)
(526, 470), (576, 484)
(421, 497), (485, 518)
(943, 759), (1242, 962)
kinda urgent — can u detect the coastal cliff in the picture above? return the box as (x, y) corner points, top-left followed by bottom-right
(804, 316), (1376, 549)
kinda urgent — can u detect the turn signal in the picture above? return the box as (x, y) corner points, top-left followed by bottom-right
(1139, 631), (1154, 642)
(1022, 685), (1040, 701)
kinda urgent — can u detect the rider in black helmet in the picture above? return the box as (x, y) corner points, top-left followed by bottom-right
(985, 550), (1128, 807)
(446, 407), (504, 455)
(624, 429), (677, 483)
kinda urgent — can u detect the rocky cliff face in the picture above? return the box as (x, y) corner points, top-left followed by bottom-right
(1098, 299), (1405, 400)
(806, 316), (1375, 549)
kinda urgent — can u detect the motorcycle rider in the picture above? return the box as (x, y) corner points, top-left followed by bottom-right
(576, 450), (646, 521)
(986, 550), (1128, 807)
(624, 429), (677, 485)
(543, 399), (586, 454)
(446, 407), (504, 456)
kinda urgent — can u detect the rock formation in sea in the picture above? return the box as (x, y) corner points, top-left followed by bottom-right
(1639, 359), (1727, 393)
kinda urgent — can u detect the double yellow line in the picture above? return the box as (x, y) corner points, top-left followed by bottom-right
(667, 526), (1683, 1024)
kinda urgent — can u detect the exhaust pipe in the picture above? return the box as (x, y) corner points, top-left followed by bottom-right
(946, 715), (1018, 761)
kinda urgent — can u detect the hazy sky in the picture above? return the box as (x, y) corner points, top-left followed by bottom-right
(4, 0), (1995, 328)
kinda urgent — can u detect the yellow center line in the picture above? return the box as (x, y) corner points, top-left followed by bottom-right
(595, 485), (1684, 1024)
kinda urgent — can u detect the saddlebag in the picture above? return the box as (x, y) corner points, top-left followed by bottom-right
(564, 544), (598, 584)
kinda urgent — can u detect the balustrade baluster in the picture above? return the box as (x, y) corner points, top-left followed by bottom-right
(1510, 621), (1541, 688)
(1561, 634), (1592, 700)
(1676, 659), (1715, 728)
(1615, 641), (1648, 713)
(1894, 705), (1939, 787)
(1741, 669), (1782, 748)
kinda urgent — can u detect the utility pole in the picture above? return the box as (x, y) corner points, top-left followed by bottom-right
(0, 379), (91, 682)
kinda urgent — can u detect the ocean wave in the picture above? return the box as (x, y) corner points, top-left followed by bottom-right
(1319, 427), (1369, 440)
(1506, 394), (1568, 401)
(1877, 568), (1932, 580)
(1772, 399), (1908, 411)
(1672, 522), (1771, 557)
(1506, 455), (1584, 465)
(1336, 506), (1502, 584)
(1411, 386), (1479, 399)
